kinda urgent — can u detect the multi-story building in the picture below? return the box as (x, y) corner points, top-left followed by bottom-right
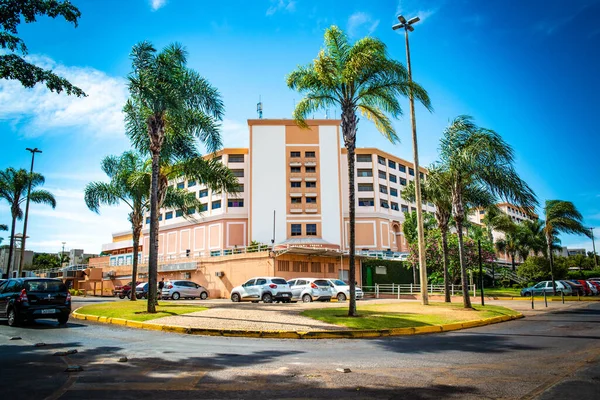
(95, 119), (433, 297)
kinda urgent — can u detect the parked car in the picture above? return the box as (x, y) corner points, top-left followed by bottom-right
(0, 278), (71, 326)
(588, 280), (600, 293)
(326, 279), (364, 301)
(520, 280), (570, 296)
(287, 278), (333, 302)
(135, 282), (149, 299)
(561, 280), (585, 296)
(572, 280), (592, 296)
(161, 280), (209, 300)
(230, 277), (292, 303)
(584, 281), (599, 295)
(113, 281), (141, 299)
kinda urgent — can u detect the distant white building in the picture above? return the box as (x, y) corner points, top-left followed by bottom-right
(0, 246), (34, 278)
(68, 249), (97, 265)
(554, 247), (587, 257)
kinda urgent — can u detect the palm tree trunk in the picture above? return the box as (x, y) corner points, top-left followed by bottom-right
(147, 150), (160, 313)
(511, 254), (515, 271)
(456, 219), (472, 308)
(6, 213), (17, 278)
(130, 221), (141, 302)
(412, 263), (418, 285)
(441, 227), (450, 303)
(346, 145), (357, 317)
(547, 235), (556, 295)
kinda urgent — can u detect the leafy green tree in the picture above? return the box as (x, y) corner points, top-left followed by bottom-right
(287, 25), (431, 316)
(439, 116), (537, 308)
(542, 200), (591, 294)
(519, 219), (547, 258)
(0, 0), (85, 96)
(0, 223), (6, 244)
(31, 252), (61, 270)
(125, 41), (229, 312)
(518, 256), (568, 283)
(0, 167), (56, 277)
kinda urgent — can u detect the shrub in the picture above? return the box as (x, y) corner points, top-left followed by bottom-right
(566, 269), (600, 280)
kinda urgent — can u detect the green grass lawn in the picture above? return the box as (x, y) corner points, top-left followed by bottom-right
(76, 301), (207, 322)
(480, 287), (523, 297)
(302, 302), (518, 330)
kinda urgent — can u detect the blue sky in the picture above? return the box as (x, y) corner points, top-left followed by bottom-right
(1, 0), (599, 254)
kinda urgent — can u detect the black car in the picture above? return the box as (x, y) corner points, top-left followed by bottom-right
(0, 278), (71, 326)
(135, 283), (149, 299)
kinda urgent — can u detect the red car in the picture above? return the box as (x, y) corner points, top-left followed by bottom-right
(575, 280), (592, 296)
(113, 281), (141, 299)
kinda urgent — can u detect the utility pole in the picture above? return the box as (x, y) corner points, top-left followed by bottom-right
(18, 147), (42, 277)
(61, 242), (66, 267)
(591, 227), (598, 268)
(393, 15), (428, 305)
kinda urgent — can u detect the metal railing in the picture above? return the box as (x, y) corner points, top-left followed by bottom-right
(362, 283), (477, 298)
(355, 250), (409, 261)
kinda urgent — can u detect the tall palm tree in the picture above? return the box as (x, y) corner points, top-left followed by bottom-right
(0, 168), (56, 277)
(494, 215), (522, 271)
(125, 41), (225, 312)
(0, 223), (7, 244)
(287, 25), (431, 316)
(401, 209), (437, 285)
(439, 116), (537, 308)
(543, 200), (591, 294)
(519, 219), (547, 259)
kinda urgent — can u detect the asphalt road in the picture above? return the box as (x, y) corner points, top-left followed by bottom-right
(0, 299), (599, 400)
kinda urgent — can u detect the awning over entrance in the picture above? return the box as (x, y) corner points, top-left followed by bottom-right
(273, 238), (343, 257)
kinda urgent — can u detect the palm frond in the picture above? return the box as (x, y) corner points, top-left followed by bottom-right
(28, 190), (56, 208)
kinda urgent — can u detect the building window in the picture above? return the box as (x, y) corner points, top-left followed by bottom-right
(305, 151), (315, 158)
(305, 181), (316, 188)
(306, 224), (317, 236)
(158, 214), (163, 221)
(401, 205), (409, 213)
(356, 154), (372, 162)
(145, 217), (150, 224)
(389, 174), (397, 183)
(228, 154), (244, 163)
(479, 210), (485, 215)
(291, 224), (302, 236)
(310, 262), (321, 273)
(300, 262), (309, 272)
(188, 180), (196, 188)
(411, 207), (417, 212)
(199, 189), (208, 198)
(291, 166), (301, 173)
(379, 185), (388, 194)
(305, 166), (316, 173)
(291, 197), (302, 204)
(278, 261), (290, 272)
(328, 263), (335, 273)
(305, 197), (317, 204)
(291, 181), (301, 188)
(400, 178), (407, 186)
(290, 151), (301, 158)
(236, 184), (244, 192)
(399, 164), (406, 172)
(378, 170), (386, 179)
(228, 199), (244, 207)
(212, 201), (221, 209)
(177, 182), (185, 189)
(214, 156), (222, 163)
(378, 156), (386, 165)
(165, 211), (173, 220)
(380, 200), (390, 209)
(358, 183), (373, 192)
(359, 198), (374, 206)
(292, 261), (301, 272)
(200, 203), (208, 212)
(391, 202), (399, 211)
(357, 169), (372, 177)
(409, 167), (415, 176)
(388, 160), (396, 169)
(420, 172), (424, 180)
(390, 188), (398, 197)
(186, 208), (195, 215)
(176, 209), (183, 217)
(231, 169), (244, 177)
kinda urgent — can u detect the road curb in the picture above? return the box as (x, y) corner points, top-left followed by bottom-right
(489, 296), (600, 301)
(71, 309), (524, 339)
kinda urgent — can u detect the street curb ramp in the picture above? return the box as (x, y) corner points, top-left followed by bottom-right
(71, 309), (524, 339)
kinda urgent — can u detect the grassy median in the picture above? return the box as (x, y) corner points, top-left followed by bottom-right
(76, 301), (208, 322)
(302, 302), (519, 330)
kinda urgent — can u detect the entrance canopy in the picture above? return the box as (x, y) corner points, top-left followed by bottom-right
(273, 238), (343, 258)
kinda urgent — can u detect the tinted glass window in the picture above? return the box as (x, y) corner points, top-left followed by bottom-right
(296, 280), (307, 286)
(24, 280), (66, 293)
(256, 279), (267, 285)
(3, 280), (17, 293)
(174, 281), (186, 287)
(332, 279), (347, 286)
(0, 281), (6, 292)
(314, 280), (330, 287)
(243, 279), (255, 287)
(287, 280), (296, 286)
(271, 278), (287, 285)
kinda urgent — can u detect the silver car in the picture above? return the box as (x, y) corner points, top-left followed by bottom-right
(287, 278), (333, 303)
(230, 277), (292, 303)
(326, 279), (364, 301)
(161, 280), (209, 300)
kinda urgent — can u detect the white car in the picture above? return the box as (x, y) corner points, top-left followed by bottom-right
(326, 279), (363, 301)
(586, 281), (599, 295)
(161, 280), (209, 300)
(287, 278), (333, 302)
(230, 277), (292, 303)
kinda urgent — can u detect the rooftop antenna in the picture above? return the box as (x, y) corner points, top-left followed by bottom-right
(257, 96), (263, 119)
(325, 109), (330, 119)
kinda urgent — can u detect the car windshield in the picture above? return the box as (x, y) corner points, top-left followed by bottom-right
(24, 280), (66, 293)
(332, 280), (347, 286)
(271, 279), (287, 285)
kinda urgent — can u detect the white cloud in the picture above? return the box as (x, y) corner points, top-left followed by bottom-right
(0, 54), (128, 139)
(347, 12), (380, 37)
(394, 0), (438, 26)
(150, 0), (167, 11)
(266, 0), (296, 16)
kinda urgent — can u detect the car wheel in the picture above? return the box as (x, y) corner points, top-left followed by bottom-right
(337, 293), (347, 302)
(7, 308), (19, 327)
(262, 293), (273, 303)
(172, 292), (180, 300)
(231, 293), (241, 302)
(523, 292), (530, 297)
(118, 294), (125, 299)
(58, 316), (69, 325)
(200, 292), (208, 300)
(302, 294), (312, 303)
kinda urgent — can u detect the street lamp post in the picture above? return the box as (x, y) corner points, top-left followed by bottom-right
(591, 227), (598, 268)
(392, 15), (428, 305)
(61, 241), (66, 267)
(18, 147), (42, 276)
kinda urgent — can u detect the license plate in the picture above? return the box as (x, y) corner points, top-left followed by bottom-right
(42, 309), (56, 314)
(281, 294), (289, 297)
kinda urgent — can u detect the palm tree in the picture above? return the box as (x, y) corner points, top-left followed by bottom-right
(519, 219), (547, 259)
(439, 116), (537, 308)
(287, 26), (431, 315)
(494, 215), (521, 271)
(401, 209), (437, 286)
(0, 168), (56, 277)
(125, 41), (226, 312)
(0, 223), (7, 244)
(543, 200), (591, 294)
